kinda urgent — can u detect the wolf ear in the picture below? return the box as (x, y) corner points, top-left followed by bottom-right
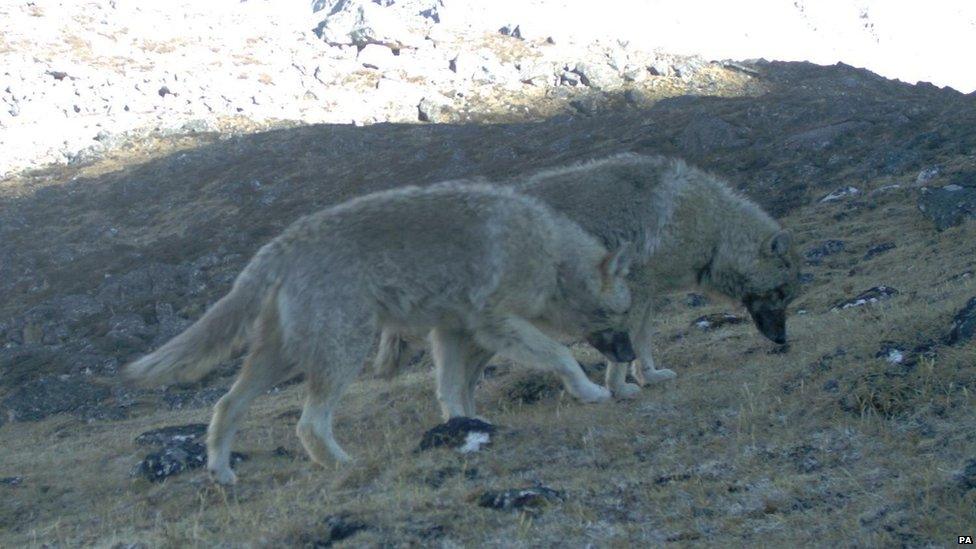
(763, 230), (792, 258)
(600, 242), (634, 281)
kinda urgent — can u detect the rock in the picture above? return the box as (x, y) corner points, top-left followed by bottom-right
(135, 424), (207, 446)
(916, 184), (976, 231)
(691, 313), (745, 330)
(646, 57), (674, 77)
(820, 186), (860, 203)
(477, 485), (563, 513)
(875, 342), (906, 365)
(954, 459), (976, 491)
(315, 0), (423, 49)
(671, 56), (706, 79)
(417, 417), (496, 453)
(417, 93), (453, 123)
(863, 242), (895, 260)
(684, 293), (708, 307)
(915, 165), (941, 185)
(822, 379), (840, 392)
(1, 375), (111, 423)
(804, 239), (846, 265)
(831, 286), (899, 311)
(572, 61), (622, 90)
(946, 297), (976, 345)
(313, 514), (368, 546)
(162, 387), (225, 410)
(517, 60), (556, 86)
(451, 50), (520, 89)
(133, 439), (246, 483)
(357, 44), (396, 69)
(0, 476), (24, 486)
(498, 24), (522, 40)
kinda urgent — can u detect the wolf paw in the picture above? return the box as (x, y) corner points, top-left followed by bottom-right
(610, 382), (642, 400)
(574, 383), (612, 403)
(642, 368), (677, 384)
(208, 466), (237, 486)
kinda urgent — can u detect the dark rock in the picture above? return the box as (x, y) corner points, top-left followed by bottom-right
(683, 293), (708, 307)
(954, 459), (976, 490)
(1, 375), (110, 422)
(0, 476), (23, 486)
(830, 286), (898, 311)
(804, 239), (845, 265)
(863, 242), (896, 260)
(417, 417), (495, 453)
(946, 297), (976, 345)
(273, 446), (294, 458)
(135, 424), (207, 446)
(691, 312), (745, 330)
(477, 485), (563, 512)
(316, 514), (368, 547)
(133, 440), (246, 483)
(916, 185), (976, 230)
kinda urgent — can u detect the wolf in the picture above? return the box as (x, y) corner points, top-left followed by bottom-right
(124, 182), (633, 484)
(375, 153), (801, 401)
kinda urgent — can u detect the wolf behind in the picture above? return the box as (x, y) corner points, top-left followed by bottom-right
(376, 154), (802, 400)
(125, 182), (632, 484)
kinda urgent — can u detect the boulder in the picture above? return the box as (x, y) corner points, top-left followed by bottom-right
(916, 184), (976, 231)
(946, 297), (976, 345)
(417, 417), (496, 453)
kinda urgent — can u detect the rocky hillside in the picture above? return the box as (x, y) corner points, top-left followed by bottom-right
(1, 1), (975, 546)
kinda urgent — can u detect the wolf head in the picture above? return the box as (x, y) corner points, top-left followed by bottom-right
(704, 229), (801, 344)
(555, 242), (634, 336)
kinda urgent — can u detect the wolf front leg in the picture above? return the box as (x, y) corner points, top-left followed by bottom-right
(629, 301), (676, 385)
(472, 316), (611, 403)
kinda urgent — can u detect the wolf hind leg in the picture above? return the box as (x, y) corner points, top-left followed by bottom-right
(472, 316), (610, 403)
(207, 319), (290, 485)
(430, 327), (494, 419)
(295, 334), (371, 466)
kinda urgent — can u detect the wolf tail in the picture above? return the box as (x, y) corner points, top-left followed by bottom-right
(124, 272), (276, 386)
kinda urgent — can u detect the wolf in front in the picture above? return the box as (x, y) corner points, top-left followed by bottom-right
(375, 153), (802, 400)
(124, 182), (632, 484)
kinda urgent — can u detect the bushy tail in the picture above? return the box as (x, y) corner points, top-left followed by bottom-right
(124, 282), (265, 386)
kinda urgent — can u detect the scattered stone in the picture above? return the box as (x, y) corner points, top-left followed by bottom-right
(135, 424), (207, 446)
(498, 24), (522, 39)
(946, 297), (976, 345)
(804, 239), (846, 265)
(915, 165), (941, 185)
(684, 293), (708, 307)
(953, 458), (976, 491)
(831, 286), (899, 310)
(691, 312), (745, 330)
(0, 476), (23, 486)
(273, 446), (295, 458)
(916, 185), (976, 230)
(863, 242), (896, 260)
(477, 485), (563, 513)
(313, 514), (369, 547)
(820, 186), (860, 203)
(357, 44), (396, 69)
(417, 94), (453, 123)
(417, 417), (496, 453)
(875, 343), (906, 365)
(572, 61), (622, 90)
(133, 440), (246, 483)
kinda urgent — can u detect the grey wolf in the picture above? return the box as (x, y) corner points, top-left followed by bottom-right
(375, 154), (801, 401)
(125, 182), (633, 484)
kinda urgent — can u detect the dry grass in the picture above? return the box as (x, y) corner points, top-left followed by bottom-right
(1, 168), (975, 547)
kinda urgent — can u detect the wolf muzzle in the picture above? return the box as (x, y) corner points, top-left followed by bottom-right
(745, 305), (787, 345)
(585, 329), (637, 363)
